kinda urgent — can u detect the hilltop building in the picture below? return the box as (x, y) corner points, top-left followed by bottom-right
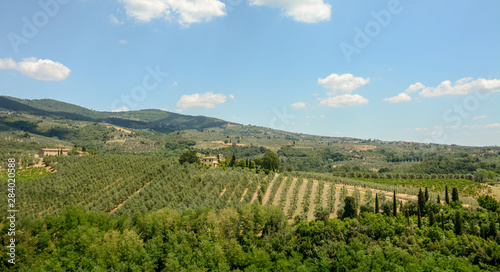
(200, 154), (225, 168)
(39, 148), (71, 158)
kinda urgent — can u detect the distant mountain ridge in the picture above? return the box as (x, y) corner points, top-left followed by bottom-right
(0, 96), (231, 133)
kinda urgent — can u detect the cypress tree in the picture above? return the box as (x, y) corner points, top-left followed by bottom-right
(418, 188), (425, 216)
(342, 196), (358, 219)
(452, 187), (459, 202)
(454, 211), (463, 235)
(424, 187), (429, 202)
(445, 185), (450, 204)
(417, 206), (422, 228)
(429, 211), (436, 226)
(375, 194), (379, 214)
(437, 195), (441, 204)
(393, 190), (397, 217)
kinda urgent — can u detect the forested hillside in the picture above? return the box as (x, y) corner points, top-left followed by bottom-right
(0, 97), (499, 271)
(1, 202), (499, 271)
(0, 96), (229, 133)
(1, 96), (499, 178)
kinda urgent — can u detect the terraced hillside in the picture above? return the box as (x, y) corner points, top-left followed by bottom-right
(1, 155), (484, 220)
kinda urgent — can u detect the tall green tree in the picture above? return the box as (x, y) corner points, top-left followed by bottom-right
(445, 185), (450, 204)
(424, 187), (429, 202)
(228, 153), (237, 167)
(437, 195), (441, 204)
(452, 187), (459, 202)
(179, 150), (200, 165)
(375, 194), (379, 214)
(342, 196), (357, 219)
(262, 150), (280, 171)
(418, 188), (425, 215)
(429, 211), (436, 226)
(393, 190), (397, 217)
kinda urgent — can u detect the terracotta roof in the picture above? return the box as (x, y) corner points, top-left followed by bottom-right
(41, 148), (71, 151)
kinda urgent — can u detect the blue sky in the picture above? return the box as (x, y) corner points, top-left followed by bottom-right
(1, 0), (499, 146)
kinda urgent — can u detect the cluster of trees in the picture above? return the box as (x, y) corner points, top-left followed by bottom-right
(333, 171), (477, 180)
(5, 155), (175, 218)
(410, 156), (499, 176)
(2, 203), (498, 271)
(278, 147), (352, 173)
(335, 184), (500, 244)
(180, 150), (281, 172)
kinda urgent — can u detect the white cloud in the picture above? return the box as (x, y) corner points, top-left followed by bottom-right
(404, 82), (425, 93)
(472, 115), (486, 120)
(249, 0), (331, 23)
(176, 91), (227, 109)
(419, 78), (500, 97)
(160, 108), (169, 111)
(291, 102), (306, 109)
(119, 40), (128, 44)
(319, 115), (325, 118)
(120, 0), (227, 27)
(384, 92), (412, 103)
(415, 128), (429, 131)
(0, 57), (70, 81)
(110, 14), (124, 24)
(317, 73), (369, 108)
(229, 94), (235, 99)
(171, 81), (178, 86)
(112, 106), (129, 112)
(319, 94), (368, 108)
(318, 73), (370, 96)
(477, 123), (500, 129)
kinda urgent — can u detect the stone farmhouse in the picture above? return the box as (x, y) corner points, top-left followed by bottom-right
(39, 148), (71, 158)
(200, 154), (225, 168)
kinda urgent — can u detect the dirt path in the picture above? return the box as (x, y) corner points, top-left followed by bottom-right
(331, 185), (340, 218)
(336, 183), (417, 202)
(272, 177), (286, 206)
(283, 178), (297, 216)
(250, 185), (261, 204)
(109, 179), (152, 214)
(219, 187), (227, 197)
(262, 176), (277, 205)
(307, 181), (319, 221)
(240, 188), (249, 202)
(321, 184), (329, 209)
(489, 185), (500, 201)
(294, 179), (308, 218)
